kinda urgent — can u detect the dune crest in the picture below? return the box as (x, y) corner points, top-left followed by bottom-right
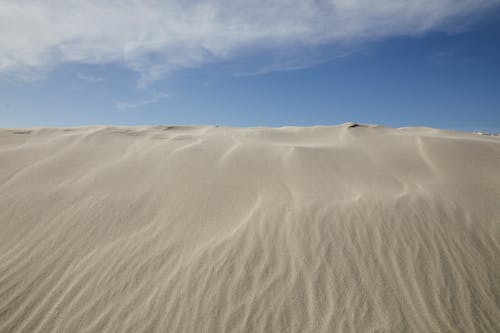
(0, 124), (499, 332)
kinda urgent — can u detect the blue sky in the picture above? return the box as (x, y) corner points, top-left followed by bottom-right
(1, 1), (500, 132)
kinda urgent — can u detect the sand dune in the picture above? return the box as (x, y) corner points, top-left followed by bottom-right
(0, 123), (499, 332)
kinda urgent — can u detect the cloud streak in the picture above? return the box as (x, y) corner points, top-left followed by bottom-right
(116, 91), (172, 110)
(1, 0), (499, 81)
(76, 73), (105, 83)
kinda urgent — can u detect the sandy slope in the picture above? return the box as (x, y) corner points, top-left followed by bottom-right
(0, 123), (499, 332)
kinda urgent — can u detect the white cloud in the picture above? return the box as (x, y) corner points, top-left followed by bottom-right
(1, 0), (498, 81)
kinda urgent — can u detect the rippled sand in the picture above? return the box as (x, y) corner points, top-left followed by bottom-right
(0, 124), (499, 332)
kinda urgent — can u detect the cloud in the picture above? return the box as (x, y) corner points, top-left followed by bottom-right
(76, 73), (105, 83)
(116, 91), (172, 110)
(1, 0), (499, 81)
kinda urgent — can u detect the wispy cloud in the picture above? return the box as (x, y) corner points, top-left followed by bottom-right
(1, 0), (499, 81)
(76, 73), (106, 83)
(116, 91), (172, 110)
(429, 48), (490, 65)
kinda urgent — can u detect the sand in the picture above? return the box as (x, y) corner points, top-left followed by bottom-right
(0, 123), (499, 332)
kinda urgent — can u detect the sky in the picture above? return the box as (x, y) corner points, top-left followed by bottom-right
(1, 0), (500, 132)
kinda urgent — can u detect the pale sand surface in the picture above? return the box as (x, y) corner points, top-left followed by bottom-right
(0, 123), (499, 332)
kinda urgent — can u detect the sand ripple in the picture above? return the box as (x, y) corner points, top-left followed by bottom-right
(0, 124), (499, 332)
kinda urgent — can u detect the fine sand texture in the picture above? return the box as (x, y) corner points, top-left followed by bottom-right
(0, 123), (499, 332)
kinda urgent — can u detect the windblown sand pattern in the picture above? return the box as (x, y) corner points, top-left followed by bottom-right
(0, 124), (499, 332)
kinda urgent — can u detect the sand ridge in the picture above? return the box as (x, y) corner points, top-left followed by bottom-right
(0, 124), (499, 332)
